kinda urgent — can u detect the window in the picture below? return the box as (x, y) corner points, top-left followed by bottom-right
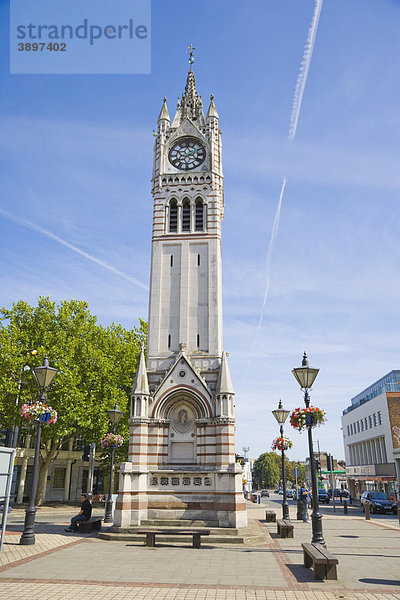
(350, 424), (353, 435)
(168, 334), (171, 349)
(53, 467), (66, 489)
(195, 199), (204, 231)
(197, 334), (200, 348)
(361, 420), (364, 431)
(197, 253), (200, 266)
(169, 199), (178, 232)
(347, 425), (350, 436)
(357, 421), (360, 433)
(369, 415), (373, 428)
(170, 254), (173, 267)
(182, 199), (191, 231)
(373, 413), (377, 426)
(377, 411), (382, 425)
(73, 435), (85, 451)
(364, 417), (368, 430)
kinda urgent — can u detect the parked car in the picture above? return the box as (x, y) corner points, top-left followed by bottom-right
(318, 489), (330, 504)
(261, 489), (269, 497)
(286, 489), (294, 499)
(274, 488), (283, 494)
(328, 488), (349, 499)
(361, 491), (397, 514)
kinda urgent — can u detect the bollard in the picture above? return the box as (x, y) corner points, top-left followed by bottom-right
(365, 502), (370, 520)
(343, 499), (348, 515)
(258, 494), (261, 504)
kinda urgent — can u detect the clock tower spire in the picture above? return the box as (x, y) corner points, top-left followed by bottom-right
(114, 64), (246, 530)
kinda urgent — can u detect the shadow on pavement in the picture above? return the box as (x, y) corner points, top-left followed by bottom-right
(359, 578), (400, 586)
(4, 521), (95, 538)
(286, 563), (314, 583)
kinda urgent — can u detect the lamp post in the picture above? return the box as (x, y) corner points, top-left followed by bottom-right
(292, 352), (326, 547)
(104, 402), (123, 523)
(272, 400), (290, 520)
(20, 354), (57, 545)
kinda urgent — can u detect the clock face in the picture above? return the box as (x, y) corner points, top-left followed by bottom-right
(168, 137), (206, 171)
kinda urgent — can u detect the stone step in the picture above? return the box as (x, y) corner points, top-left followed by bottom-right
(100, 522), (267, 546)
(110, 525), (241, 536)
(140, 519), (220, 528)
(98, 532), (247, 544)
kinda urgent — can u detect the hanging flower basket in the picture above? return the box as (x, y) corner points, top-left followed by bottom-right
(21, 401), (57, 424)
(101, 433), (124, 450)
(290, 406), (326, 432)
(271, 436), (293, 451)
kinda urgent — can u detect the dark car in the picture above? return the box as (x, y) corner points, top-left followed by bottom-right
(318, 489), (330, 504)
(361, 491), (397, 514)
(261, 489), (269, 497)
(328, 488), (349, 499)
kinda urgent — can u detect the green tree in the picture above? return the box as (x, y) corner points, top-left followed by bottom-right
(286, 461), (305, 485)
(0, 297), (147, 504)
(253, 452), (280, 488)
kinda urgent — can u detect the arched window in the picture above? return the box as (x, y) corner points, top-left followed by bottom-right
(182, 199), (191, 231)
(195, 198), (204, 231)
(169, 199), (177, 232)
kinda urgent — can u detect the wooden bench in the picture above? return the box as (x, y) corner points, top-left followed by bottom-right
(277, 519), (294, 538)
(265, 510), (276, 522)
(302, 542), (338, 580)
(76, 517), (102, 533)
(136, 529), (210, 548)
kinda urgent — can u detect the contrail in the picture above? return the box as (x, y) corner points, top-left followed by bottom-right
(289, 0), (323, 140)
(247, 178), (286, 362)
(245, 0), (323, 377)
(0, 208), (149, 291)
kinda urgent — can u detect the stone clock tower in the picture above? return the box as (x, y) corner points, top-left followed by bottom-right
(114, 62), (247, 529)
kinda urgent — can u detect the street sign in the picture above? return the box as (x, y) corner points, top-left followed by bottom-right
(39, 412), (51, 423)
(0, 447), (16, 551)
(292, 467), (301, 477)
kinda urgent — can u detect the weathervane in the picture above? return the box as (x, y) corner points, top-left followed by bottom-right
(186, 43), (195, 69)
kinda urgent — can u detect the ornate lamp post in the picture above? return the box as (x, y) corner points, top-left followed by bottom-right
(292, 352), (325, 546)
(272, 400), (290, 520)
(20, 355), (57, 545)
(104, 402), (123, 523)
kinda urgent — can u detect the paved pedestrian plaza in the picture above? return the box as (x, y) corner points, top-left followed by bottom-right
(0, 500), (399, 599)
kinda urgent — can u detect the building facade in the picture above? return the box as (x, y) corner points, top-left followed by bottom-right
(113, 66), (247, 529)
(2, 434), (105, 503)
(341, 371), (400, 498)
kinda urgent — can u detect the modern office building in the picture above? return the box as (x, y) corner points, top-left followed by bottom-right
(341, 371), (400, 498)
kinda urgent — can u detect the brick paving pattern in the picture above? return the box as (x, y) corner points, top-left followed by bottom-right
(0, 501), (399, 599)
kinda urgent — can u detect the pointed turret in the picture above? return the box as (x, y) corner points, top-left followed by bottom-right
(216, 351), (234, 395)
(132, 345), (149, 395)
(206, 94), (219, 121)
(131, 345), (150, 418)
(157, 97), (170, 124)
(171, 69), (205, 127)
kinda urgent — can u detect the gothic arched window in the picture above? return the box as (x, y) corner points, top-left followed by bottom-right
(169, 199), (177, 232)
(182, 199), (191, 232)
(195, 198), (204, 232)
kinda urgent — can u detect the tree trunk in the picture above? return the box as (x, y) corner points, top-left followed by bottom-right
(35, 440), (60, 505)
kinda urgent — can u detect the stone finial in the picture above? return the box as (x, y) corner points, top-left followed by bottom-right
(206, 94), (219, 121)
(157, 96), (170, 123)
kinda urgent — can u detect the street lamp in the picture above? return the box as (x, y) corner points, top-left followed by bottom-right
(104, 402), (123, 523)
(20, 354), (57, 545)
(272, 399), (290, 520)
(292, 351), (325, 546)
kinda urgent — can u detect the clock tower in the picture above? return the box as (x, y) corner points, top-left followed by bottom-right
(114, 62), (247, 529)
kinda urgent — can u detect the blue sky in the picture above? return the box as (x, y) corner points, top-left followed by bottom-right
(1, 0), (400, 461)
